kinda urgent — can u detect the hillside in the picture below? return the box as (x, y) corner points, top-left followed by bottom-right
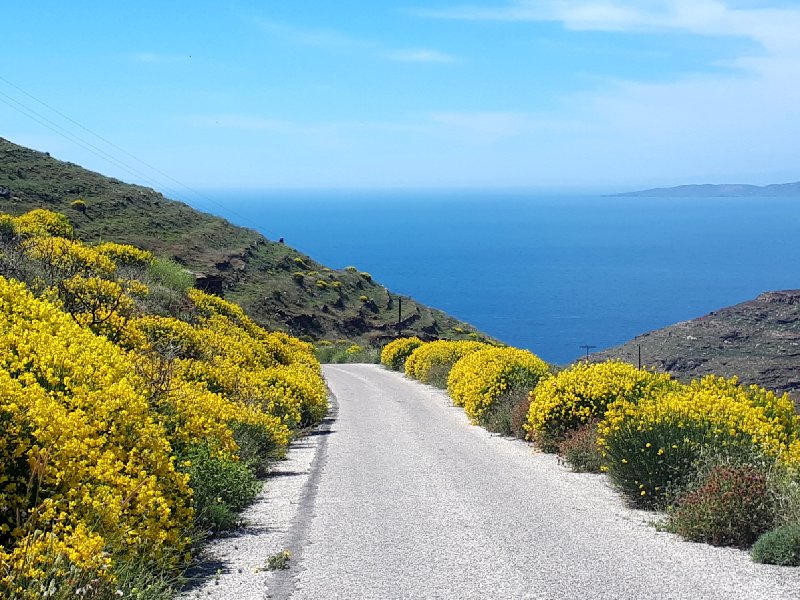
(590, 290), (800, 399)
(617, 181), (800, 197)
(0, 137), (484, 346)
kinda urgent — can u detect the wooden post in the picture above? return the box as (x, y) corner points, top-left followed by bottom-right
(397, 297), (402, 338)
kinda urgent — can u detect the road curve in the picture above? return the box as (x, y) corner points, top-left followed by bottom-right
(283, 364), (800, 600)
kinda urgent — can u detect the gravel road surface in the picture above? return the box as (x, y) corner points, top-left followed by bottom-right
(284, 364), (800, 600)
(183, 364), (800, 599)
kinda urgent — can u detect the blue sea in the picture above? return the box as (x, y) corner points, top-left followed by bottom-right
(191, 191), (800, 365)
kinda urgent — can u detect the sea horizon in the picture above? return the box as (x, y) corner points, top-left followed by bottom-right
(185, 190), (800, 364)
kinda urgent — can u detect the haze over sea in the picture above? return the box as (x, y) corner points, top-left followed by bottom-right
(199, 191), (800, 365)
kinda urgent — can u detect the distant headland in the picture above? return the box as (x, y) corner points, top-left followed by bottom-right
(616, 181), (800, 198)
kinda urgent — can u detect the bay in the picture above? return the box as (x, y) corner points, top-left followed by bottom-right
(193, 191), (800, 365)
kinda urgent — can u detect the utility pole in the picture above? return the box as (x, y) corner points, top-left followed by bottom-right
(580, 344), (596, 362)
(397, 297), (402, 338)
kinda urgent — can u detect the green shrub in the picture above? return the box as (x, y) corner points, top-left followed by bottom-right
(602, 417), (706, 508)
(232, 421), (285, 478)
(476, 385), (532, 438)
(181, 443), (261, 532)
(344, 266), (358, 273)
(770, 468), (800, 528)
(752, 524), (800, 566)
(599, 376), (799, 509)
(0, 215), (15, 240)
(381, 337), (425, 371)
(558, 422), (603, 473)
(147, 258), (195, 293)
(359, 271), (372, 282)
(314, 341), (379, 364)
(668, 464), (774, 547)
(70, 199), (87, 212)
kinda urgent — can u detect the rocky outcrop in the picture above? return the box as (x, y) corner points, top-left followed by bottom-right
(591, 290), (800, 401)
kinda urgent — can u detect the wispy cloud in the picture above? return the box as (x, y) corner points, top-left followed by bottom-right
(253, 17), (459, 64)
(385, 49), (458, 63)
(188, 113), (430, 146)
(411, 1), (800, 59)
(255, 18), (376, 50)
(428, 111), (530, 137)
(189, 114), (329, 136)
(129, 52), (190, 64)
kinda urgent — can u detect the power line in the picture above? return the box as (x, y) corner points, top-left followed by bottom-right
(0, 74), (250, 225)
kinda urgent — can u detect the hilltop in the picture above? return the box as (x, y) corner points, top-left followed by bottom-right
(590, 290), (800, 400)
(0, 137), (484, 346)
(616, 181), (800, 197)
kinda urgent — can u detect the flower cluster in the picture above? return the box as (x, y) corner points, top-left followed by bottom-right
(404, 340), (488, 387)
(599, 375), (800, 506)
(525, 361), (675, 452)
(0, 277), (193, 579)
(380, 337), (424, 371)
(0, 209), (327, 595)
(448, 346), (551, 423)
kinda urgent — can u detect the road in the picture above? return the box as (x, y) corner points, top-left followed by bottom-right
(272, 364), (800, 599)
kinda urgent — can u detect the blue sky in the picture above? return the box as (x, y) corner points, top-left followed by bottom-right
(2, 1), (800, 191)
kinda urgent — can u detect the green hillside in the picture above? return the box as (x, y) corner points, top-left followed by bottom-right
(0, 137), (485, 346)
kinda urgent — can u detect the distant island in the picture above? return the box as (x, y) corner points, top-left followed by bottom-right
(617, 181), (800, 198)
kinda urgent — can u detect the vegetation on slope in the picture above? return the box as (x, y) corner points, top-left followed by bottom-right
(0, 137), (485, 347)
(0, 208), (326, 598)
(590, 290), (800, 402)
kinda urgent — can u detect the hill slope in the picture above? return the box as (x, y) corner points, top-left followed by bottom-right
(617, 181), (800, 197)
(590, 290), (800, 398)
(0, 137), (484, 345)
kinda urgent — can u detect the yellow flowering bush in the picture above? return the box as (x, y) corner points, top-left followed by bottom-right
(599, 375), (800, 508)
(381, 337), (424, 371)
(174, 295), (327, 429)
(11, 209), (74, 239)
(22, 235), (116, 281)
(0, 277), (193, 575)
(448, 346), (551, 423)
(94, 241), (154, 267)
(405, 340), (488, 387)
(0, 209), (328, 593)
(526, 361), (676, 452)
(57, 275), (148, 341)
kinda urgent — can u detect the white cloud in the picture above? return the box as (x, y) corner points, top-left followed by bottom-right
(255, 18), (376, 50)
(385, 49), (458, 63)
(187, 113), (430, 149)
(254, 17), (458, 64)
(411, 1), (800, 58)
(129, 52), (190, 64)
(427, 111), (531, 137)
(406, 0), (800, 183)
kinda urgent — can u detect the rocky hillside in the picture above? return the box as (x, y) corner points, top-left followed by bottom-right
(617, 181), (800, 197)
(0, 137), (485, 346)
(591, 290), (800, 399)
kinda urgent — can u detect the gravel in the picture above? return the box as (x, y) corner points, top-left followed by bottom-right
(182, 363), (800, 599)
(178, 400), (334, 600)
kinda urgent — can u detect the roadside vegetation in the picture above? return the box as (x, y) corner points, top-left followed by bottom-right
(385, 337), (800, 567)
(0, 209), (328, 598)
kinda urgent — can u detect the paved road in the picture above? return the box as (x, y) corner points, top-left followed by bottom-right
(282, 364), (800, 600)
